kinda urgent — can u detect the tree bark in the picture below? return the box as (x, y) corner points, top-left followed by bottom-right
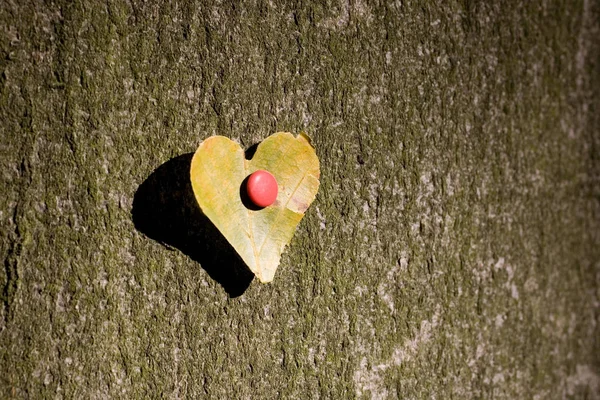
(1, 1), (599, 398)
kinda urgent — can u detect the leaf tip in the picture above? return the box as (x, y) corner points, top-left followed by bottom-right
(256, 269), (275, 284)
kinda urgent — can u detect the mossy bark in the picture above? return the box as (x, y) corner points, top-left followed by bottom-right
(1, 1), (599, 398)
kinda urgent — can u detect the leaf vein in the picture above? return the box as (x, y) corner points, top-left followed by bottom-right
(256, 170), (310, 260)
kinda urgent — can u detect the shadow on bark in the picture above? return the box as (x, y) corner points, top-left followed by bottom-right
(131, 153), (254, 297)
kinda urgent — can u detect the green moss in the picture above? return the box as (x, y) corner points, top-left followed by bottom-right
(1, 0), (599, 398)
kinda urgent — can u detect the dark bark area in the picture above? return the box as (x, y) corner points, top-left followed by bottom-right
(1, 0), (599, 398)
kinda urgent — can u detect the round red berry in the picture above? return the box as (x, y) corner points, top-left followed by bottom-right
(247, 170), (278, 208)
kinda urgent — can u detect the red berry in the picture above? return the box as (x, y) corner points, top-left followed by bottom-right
(247, 170), (278, 208)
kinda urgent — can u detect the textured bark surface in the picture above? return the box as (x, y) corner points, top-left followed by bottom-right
(1, 1), (599, 398)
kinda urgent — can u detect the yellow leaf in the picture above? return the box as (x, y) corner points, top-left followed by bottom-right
(190, 132), (320, 283)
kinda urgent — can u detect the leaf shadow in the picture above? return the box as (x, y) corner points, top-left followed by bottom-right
(131, 153), (254, 297)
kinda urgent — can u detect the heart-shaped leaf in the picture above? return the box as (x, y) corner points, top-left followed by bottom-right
(190, 132), (320, 283)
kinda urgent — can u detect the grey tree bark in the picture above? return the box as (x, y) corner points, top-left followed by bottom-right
(1, 0), (599, 398)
